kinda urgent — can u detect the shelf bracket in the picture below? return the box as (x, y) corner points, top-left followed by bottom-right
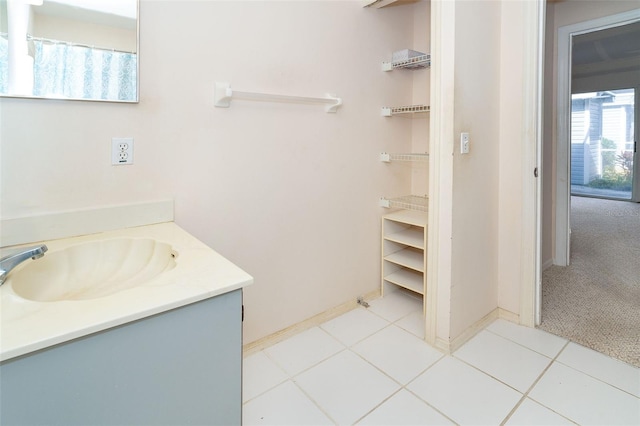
(214, 82), (343, 113)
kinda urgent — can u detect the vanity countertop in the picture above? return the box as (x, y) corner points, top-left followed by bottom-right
(0, 222), (253, 362)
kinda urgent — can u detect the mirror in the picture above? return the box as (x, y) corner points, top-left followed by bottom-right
(0, 0), (138, 102)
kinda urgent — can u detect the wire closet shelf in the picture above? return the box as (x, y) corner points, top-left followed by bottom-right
(381, 105), (430, 117)
(380, 153), (428, 162)
(379, 195), (428, 212)
(382, 54), (431, 71)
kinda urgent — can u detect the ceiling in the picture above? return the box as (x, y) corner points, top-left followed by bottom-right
(572, 20), (640, 79)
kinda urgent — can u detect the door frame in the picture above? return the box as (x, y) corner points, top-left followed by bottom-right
(520, 0), (545, 327)
(554, 9), (640, 267)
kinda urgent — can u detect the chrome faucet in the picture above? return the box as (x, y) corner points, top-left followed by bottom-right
(0, 245), (48, 285)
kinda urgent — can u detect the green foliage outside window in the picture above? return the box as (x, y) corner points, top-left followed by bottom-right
(589, 138), (633, 191)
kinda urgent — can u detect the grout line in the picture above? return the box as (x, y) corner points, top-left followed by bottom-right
(241, 351), (289, 405)
(245, 331), (347, 404)
(500, 340), (576, 425)
(244, 347), (346, 424)
(553, 358), (640, 399)
(289, 378), (339, 425)
(345, 347), (455, 425)
(347, 345), (407, 388)
(487, 320), (640, 397)
(401, 356), (459, 425)
(315, 321), (352, 349)
(319, 314), (392, 349)
(351, 388), (405, 425)
(484, 325), (568, 359)
(451, 354), (527, 395)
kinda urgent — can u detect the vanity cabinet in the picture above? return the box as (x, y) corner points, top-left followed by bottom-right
(382, 210), (427, 312)
(0, 289), (243, 426)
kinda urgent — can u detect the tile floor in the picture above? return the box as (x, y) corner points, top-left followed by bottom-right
(243, 291), (640, 425)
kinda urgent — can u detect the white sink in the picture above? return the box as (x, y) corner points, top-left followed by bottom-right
(1, 222), (254, 362)
(11, 238), (177, 302)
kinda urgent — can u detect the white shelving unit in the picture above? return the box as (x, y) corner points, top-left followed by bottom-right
(374, 0), (430, 314)
(378, 41), (430, 306)
(381, 210), (427, 308)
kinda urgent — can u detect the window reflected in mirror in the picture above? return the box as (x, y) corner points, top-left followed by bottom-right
(0, 0), (138, 102)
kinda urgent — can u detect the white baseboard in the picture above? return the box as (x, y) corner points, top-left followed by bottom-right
(0, 200), (174, 247)
(435, 308), (515, 354)
(498, 308), (520, 323)
(243, 289), (381, 356)
(542, 258), (554, 271)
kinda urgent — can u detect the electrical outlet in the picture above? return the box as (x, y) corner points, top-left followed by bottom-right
(112, 137), (134, 165)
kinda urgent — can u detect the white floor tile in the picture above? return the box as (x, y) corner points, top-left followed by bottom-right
(529, 362), (640, 425)
(357, 389), (453, 425)
(407, 356), (522, 425)
(395, 310), (425, 339)
(243, 351), (288, 402)
(244, 303), (637, 426)
(352, 325), (443, 384)
(368, 291), (422, 322)
(321, 308), (389, 347)
(295, 350), (400, 425)
(264, 327), (344, 376)
(243, 380), (334, 425)
(454, 330), (552, 392)
(505, 398), (574, 425)
(487, 319), (567, 358)
(557, 342), (640, 397)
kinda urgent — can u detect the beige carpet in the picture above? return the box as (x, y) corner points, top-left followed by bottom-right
(540, 196), (640, 367)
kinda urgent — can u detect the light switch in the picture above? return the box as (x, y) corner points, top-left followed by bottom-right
(460, 132), (470, 154)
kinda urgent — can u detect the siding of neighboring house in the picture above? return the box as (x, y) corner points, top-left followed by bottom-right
(571, 96), (608, 184)
(571, 98), (588, 184)
(603, 104), (628, 149)
(587, 99), (603, 181)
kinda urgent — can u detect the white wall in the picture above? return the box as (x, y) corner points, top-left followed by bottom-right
(0, 0), (418, 344)
(411, 1), (430, 196)
(496, 0), (525, 316)
(431, 0), (541, 341)
(448, 0), (501, 340)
